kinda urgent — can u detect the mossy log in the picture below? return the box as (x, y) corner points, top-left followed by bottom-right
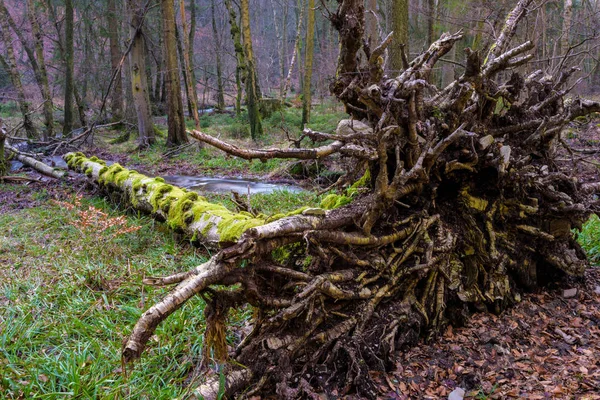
(64, 152), (337, 247)
(67, 0), (600, 398)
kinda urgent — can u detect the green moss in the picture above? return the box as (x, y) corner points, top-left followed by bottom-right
(157, 187), (188, 213)
(167, 192), (200, 231)
(347, 169), (371, 197)
(320, 169), (370, 210)
(65, 152), (88, 170)
(84, 167), (93, 177)
(320, 194), (352, 210)
(149, 184), (173, 211)
(265, 206), (310, 223)
(98, 163), (124, 184)
(217, 216), (264, 243)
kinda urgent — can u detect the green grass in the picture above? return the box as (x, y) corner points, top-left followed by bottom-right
(578, 214), (600, 265)
(0, 195), (222, 399)
(203, 189), (324, 216)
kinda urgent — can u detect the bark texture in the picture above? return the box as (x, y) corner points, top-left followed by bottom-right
(27, 0), (54, 138)
(224, 0), (245, 116)
(179, 0), (200, 129)
(241, 0), (263, 139)
(127, 0), (155, 147)
(63, 0), (74, 136)
(0, 0), (37, 139)
(108, 0), (124, 121)
(301, 0), (315, 127)
(162, 0), (188, 146)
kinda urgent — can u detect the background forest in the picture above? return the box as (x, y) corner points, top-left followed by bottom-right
(0, 0), (598, 141)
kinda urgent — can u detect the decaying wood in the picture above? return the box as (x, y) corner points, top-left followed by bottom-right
(65, 0), (600, 397)
(7, 144), (65, 179)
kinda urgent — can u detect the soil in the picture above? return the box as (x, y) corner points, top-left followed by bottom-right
(0, 178), (82, 214)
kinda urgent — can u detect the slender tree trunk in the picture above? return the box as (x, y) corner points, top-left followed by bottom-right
(63, 0), (75, 136)
(162, 0), (188, 146)
(108, 0), (124, 121)
(279, 1), (288, 98)
(388, 0), (409, 73)
(175, 25), (193, 117)
(561, 0), (573, 55)
(224, 0), (246, 116)
(43, 0), (86, 129)
(366, 0), (378, 48)
(0, 1), (37, 139)
(179, 0), (200, 128)
(188, 0), (198, 108)
(302, 0), (315, 127)
(282, 1), (305, 100)
(128, 0), (155, 147)
(427, 0), (435, 46)
(0, 119), (6, 177)
(211, 0), (226, 110)
(240, 0), (263, 139)
(27, 0), (54, 139)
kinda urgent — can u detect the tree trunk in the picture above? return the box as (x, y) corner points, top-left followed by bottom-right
(188, 0), (198, 109)
(279, 0), (288, 98)
(366, 0), (378, 48)
(27, 0), (54, 139)
(301, 0), (315, 127)
(212, 0), (226, 110)
(179, 0), (200, 129)
(43, 0), (87, 129)
(127, 0), (155, 147)
(162, 0), (188, 146)
(224, 0), (245, 116)
(281, 0), (305, 100)
(108, 0), (124, 121)
(0, 119), (6, 177)
(63, 0), (75, 136)
(241, 0), (263, 140)
(0, 1), (37, 139)
(427, 0), (435, 46)
(388, 0), (409, 73)
(175, 25), (193, 118)
(561, 0), (573, 55)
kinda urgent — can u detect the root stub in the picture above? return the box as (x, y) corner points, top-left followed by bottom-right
(64, 0), (600, 397)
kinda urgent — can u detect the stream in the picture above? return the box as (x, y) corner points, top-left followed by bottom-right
(162, 175), (304, 195)
(10, 156), (304, 195)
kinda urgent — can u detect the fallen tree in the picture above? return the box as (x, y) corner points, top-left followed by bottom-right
(66, 0), (600, 397)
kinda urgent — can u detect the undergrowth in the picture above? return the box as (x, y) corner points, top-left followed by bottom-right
(578, 214), (600, 265)
(0, 195), (237, 399)
(103, 101), (346, 176)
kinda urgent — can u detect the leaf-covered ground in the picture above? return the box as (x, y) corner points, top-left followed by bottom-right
(375, 267), (600, 399)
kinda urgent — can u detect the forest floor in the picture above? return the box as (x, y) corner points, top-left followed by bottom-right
(1, 106), (600, 398)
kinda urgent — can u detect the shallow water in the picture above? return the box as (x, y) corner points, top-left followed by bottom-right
(9, 155), (302, 195)
(163, 175), (304, 195)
